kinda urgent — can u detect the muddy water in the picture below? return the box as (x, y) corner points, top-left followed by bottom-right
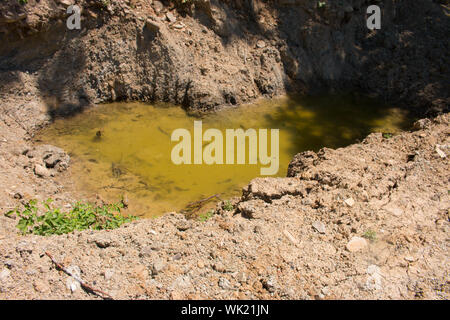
(38, 95), (413, 217)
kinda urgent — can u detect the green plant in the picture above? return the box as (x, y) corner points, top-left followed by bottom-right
(18, 0), (28, 5)
(6, 199), (138, 236)
(382, 132), (394, 139)
(198, 210), (214, 222)
(317, 1), (327, 9)
(362, 229), (377, 241)
(223, 200), (234, 211)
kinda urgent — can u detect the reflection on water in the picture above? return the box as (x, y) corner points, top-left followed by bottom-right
(37, 95), (413, 217)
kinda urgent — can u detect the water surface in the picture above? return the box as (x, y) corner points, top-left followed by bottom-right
(38, 95), (413, 217)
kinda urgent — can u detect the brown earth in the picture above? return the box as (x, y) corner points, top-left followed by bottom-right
(0, 0), (449, 300)
(0, 114), (448, 300)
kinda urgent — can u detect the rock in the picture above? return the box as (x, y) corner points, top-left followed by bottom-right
(152, 1), (164, 14)
(0, 269), (10, 281)
(321, 286), (330, 296)
(344, 197), (355, 207)
(169, 275), (191, 290)
(66, 278), (80, 293)
(59, 0), (74, 6)
(236, 271), (247, 283)
(91, 235), (115, 248)
(103, 269), (114, 281)
(34, 164), (51, 178)
(413, 118), (431, 130)
(197, 261), (205, 268)
(435, 145), (446, 158)
(166, 12), (176, 23)
(65, 265), (82, 293)
(29, 145), (70, 171)
(312, 221), (326, 234)
(218, 277), (232, 290)
(365, 265), (382, 291)
(262, 276), (277, 293)
(256, 40), (266, 48)
(151, 258), (166, 276)
(237, 199), (266, 219)
(346, 236), (368, 252)
(283, 229), (298, 244)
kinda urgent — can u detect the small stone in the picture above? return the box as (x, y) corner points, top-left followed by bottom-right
(413, 118), (431, 130)
(0, 269), (10, 281)
(283, 229), (298, 244)
(34, 164), (51, 178)
(435, 145), (446, 158)
(145, 19), (160, 33)
(262, 276), (277, 293)
(321, 286), (330, 295)
(166, 12), (176, 23)
(132, 265), (149, 280)
(256, 40), (266, 48)
(152, 1), (164, 14)
(344, 198), (355, 207)
(197, 261), (205, 269)
(236, 271), (247, 283)
(103, 269), (114, 280)
(366, 264), (380, 275)
(346, 236), (368, 252)
(218, 277), (232, 290)
(170, 276), (191, 290)
(66, 278), (80, 293)
(59, 0), (73, 6)
(151, 259), (166, 276)
(312, 221), (326, 234)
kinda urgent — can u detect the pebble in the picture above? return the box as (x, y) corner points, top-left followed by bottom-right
(435, 145), (446, 158)
(346, 236), (368, 252)
(34, 164), (51, 178)
(103, 269), (114, 280)
(0, 269), (10, 281)
(256, 40), (266, 48)
(283, 229), (298, 244)
(218, 277), (232, 290)
(236, 271), (247, 283)
(344, 197), (355, 207)
(166, 12), (176, 23)
(312, 221), (326, 234)
(262, 276), (277, 293)
(151, 259), (166, 276)
(66, 278), (80, 293)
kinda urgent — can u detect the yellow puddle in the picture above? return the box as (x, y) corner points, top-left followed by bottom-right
(37, 95), (413, 217)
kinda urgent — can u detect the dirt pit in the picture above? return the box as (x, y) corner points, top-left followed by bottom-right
(37, 95), (413, 217)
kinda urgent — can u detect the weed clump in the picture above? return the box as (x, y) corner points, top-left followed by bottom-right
(6, 199), (138, 236)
